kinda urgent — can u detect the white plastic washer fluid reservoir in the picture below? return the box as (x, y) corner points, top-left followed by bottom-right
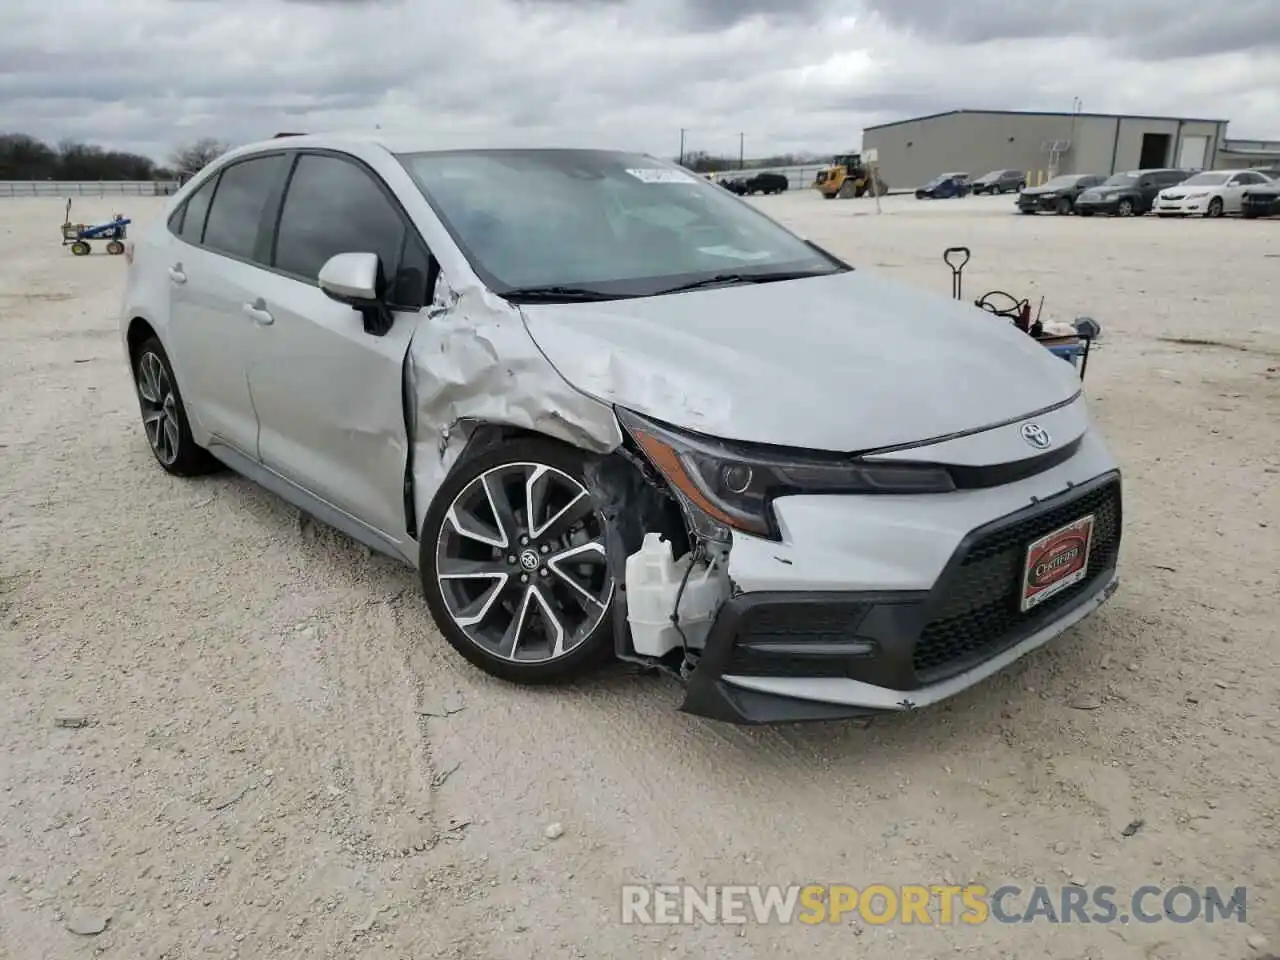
(624, 532), (727, 658)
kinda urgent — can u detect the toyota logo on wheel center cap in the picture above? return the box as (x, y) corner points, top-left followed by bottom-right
(519, 549), (541, 571)
(1020, 423), (1051, 449)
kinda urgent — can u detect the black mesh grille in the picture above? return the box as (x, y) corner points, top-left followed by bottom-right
(724, 602), (874, 677)
(912, 479), (1121, 682)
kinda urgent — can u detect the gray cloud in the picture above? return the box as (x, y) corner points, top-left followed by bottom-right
(2, 0), (1277, 164)
(858, 0), (1280, 60)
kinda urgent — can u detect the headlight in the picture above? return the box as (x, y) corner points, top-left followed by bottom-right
(616, 409), (955, 542)
(1185, 191), (1206, 199)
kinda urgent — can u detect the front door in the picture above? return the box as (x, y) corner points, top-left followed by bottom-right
(244, 151), (435, 542)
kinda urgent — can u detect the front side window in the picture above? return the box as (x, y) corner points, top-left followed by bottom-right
(273, 153), (428, 305)
(398, 149), (843, 297)
(202, 155), (289, 261)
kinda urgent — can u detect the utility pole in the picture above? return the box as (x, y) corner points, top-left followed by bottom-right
(1068, 97), (1082, 173)
(738, 133), (744, 170)
(679, 128), (686, 166)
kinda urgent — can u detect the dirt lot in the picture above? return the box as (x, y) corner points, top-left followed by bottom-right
(1, 190), (1277, 960)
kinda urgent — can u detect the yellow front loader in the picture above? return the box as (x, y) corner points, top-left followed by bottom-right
(813, 152), (888, 199)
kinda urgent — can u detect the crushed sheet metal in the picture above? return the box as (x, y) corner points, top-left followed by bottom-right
(404, 272), (624, 530)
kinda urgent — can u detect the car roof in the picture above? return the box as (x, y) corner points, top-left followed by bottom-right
(219, 133), (653, 162)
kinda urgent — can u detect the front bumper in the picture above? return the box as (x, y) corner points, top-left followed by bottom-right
(1017, 193), (1061, 212)
(1074, 196), (1123, 215)
(679, 431), (1123, 724)
(1241, 196), (1280, 217)
(1154, 197), (1208, 215)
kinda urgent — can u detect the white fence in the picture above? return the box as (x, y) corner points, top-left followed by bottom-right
(0, 181), (182, 198)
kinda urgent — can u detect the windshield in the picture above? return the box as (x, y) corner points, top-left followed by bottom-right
(1103, 173), (1139, 187)
(398, 149), (843, 297)
(975, 170), (1001, 182)
(1180, 172), (1230, 186)
(1043, 175), (1082, 188)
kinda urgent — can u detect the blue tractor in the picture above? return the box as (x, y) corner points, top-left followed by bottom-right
(61, 199), (131, 256)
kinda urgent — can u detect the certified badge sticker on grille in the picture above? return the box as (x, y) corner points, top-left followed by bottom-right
(1021, 515), (1096, 612)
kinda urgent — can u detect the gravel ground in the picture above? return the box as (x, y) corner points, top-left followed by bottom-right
(1, 190), (1277, 960)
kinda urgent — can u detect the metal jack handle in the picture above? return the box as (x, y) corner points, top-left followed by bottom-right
(943, 246), (970, 300)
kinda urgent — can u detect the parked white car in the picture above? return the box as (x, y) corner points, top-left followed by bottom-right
(1154, 169), (1274, 217)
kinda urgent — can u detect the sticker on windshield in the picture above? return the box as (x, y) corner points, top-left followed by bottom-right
(697, 245), (771, 261)
(625, 168), (698, 184)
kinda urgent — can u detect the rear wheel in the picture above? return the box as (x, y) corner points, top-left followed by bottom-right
(106, 240), (125, 255)
(420, 439), (617, 684)
(132, 337), (221, 476)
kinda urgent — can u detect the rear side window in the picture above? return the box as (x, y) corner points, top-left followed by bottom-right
(175, 177), (217, 244)
(273, 153), (430, 307)
(203, 155), (289, 261)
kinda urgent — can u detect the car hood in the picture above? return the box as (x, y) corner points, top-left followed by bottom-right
(519, 270), (1081, 452)
(1021, 185), (1063, 196)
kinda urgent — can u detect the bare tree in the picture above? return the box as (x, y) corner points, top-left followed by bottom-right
(170, 138), (232, 177)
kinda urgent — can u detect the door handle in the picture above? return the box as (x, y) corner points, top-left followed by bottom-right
(242, 299), (274, 326)
(168, 264), (187, 284)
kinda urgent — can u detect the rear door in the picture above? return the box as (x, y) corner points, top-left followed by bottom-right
(245, 151), (435, 541)
(164, 154), (290, 457)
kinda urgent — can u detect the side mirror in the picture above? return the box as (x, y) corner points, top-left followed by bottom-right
(317, 252), (394, 336)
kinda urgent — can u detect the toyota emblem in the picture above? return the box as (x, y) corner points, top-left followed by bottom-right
(1020, 423), (1051, 449)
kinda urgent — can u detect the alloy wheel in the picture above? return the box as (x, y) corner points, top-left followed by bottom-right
(434, 462), (613, 664)
(136, 351), (180, 466)
(1118, 198), (1135, 217)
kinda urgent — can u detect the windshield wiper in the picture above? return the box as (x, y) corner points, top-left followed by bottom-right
(655, 270), (832, 295)
(501, 285), (629, 303)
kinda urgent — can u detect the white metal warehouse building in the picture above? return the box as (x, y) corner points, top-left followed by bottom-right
(862, 109), (1236, 190)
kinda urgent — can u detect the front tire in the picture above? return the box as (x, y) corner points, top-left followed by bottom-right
(132, 337), (221, 476)
(1056, 197), (1072, 215)
(1117, 198), (1136, 217)
(1207, 197), (1224, 218)
(420, 439), (617, 684)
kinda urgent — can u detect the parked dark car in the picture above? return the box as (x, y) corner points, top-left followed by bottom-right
(719, 172), (789, 196)
(1016, 174), (1107, 215)
(972, 169), (1026, 194)
(1241, 179), (1280, 218)
(915, 172), (971, 199)
(1073, 168), (1189, 217)
(742, 171), (789, 195)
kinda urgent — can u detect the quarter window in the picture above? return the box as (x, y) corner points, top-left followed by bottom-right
(273, 154), (430, 307)
(172, 176), (217, 244)
(202, 154), (289, 261)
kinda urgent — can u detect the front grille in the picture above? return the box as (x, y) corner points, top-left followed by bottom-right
(912, 478), (1121, 682)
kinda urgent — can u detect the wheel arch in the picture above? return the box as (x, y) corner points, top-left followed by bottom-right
(125, 316), (159, 365)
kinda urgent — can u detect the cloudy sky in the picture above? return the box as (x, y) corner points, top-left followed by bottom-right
(3, 0), (1278, 163)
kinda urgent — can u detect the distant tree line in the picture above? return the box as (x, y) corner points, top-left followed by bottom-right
(0, 133), (232, 182)
(678, 149), (828, 173)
